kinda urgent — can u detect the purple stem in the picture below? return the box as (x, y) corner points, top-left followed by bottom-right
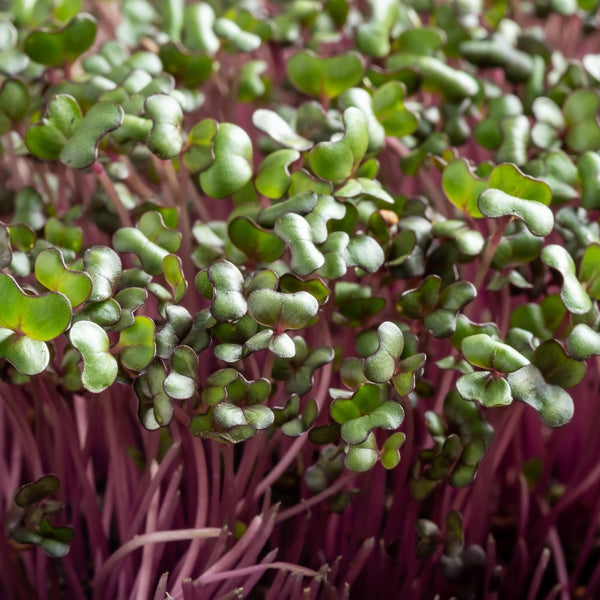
(275, 473), (357, 523)
(167, 421), (210, 587)
(195, 514), (267, 582)
(527, 548), (551, 600)
(133, 461), (161, 600)
(193, 560), (320, 584)
(569, 484), (600, 588)
(0, 383), (43, 478)
(93, 528), (221, 600)
(547, 526), (570, 600)
(125, 442), (181, 539)
(483, 534), (497, 600)
(157, 465), (183, 529)
(344, 537), (375, 587)
(251, 355), (333, 503)
(213, 507), (279, 598)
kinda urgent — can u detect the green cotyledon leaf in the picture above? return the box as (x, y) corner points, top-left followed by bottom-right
(542, 245), (592, 314)
(478, 164), (553, 236)
(462, 334), (530, 373)
(25, 95), (82, 160)
(255, 149), (301, 199)
(507, 364), (574, 428)
(135, 360), (173, 430)
(199, 122), (253, 198)
(442, 159), (487, 218)
(0, 330), (49, 375)
(83, 246), (122, 302)
(308, 107), (369, 183)
(456, 371), (512, 407)
(163, 345), (198, 399)
(144, 94), (183, 159)
(363, 321), (404, 383)
(69, 320), (118, 393)
(286, 50), (364, 99)
(24, 13), (97, 67)
(204, 260), (247, 323)
(116, 316), (156, 371)
(252, 109), (312, 151)
(0, 273), (71, 341)
(35, 248), (92, 307)
(59, 101), (124, 168)
(248, 288), (318, 331)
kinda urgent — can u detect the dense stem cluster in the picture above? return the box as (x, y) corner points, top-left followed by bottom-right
(2, 0), (600, 598)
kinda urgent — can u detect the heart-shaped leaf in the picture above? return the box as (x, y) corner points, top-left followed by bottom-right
(258, 191), (317, 227)
(338, 87), (386, 154)
(24, 14), (97, 67)
(158, 41), (214, 87)
(456, 371), (512, 407)
(345, 433), (378, 472)
(14, 474), (60, 507)
(255, 149), (301, 199)
(69, 320), (118, 393)
(478, 189), (553, 237)
(372, 81), (419, 138)
(144, 94), (183, 159)
(83, 246), (122, 301)
(116, 316), (155, 371)
(563, 89), (600, 153)
(273, 343), (334, 396)
(344, 234), (385, 273)
(183, 118), (217, 173)
(238, 59), (267, 101)
(199, 123), (253, 198)
(113, 226), (170, 275)
(309, 107), (369, 183)
(135, 360), (173, 430)
(274, 213), (324, 276)
(248, 288), (318, 331)
(380, 431), (406, 469)
(363, 321), (404, 383)
(163, 345), (198, 399)
(155, 305), (193, 358)
(35, 248), (93, 307)
(431, 221), (485, 256)
(252, 109), (313, 151)
(183, 3), (220, 52)
(0, 274), (71, 341)
(392, 353), (427, 396)
(462, 334), (530, 373)
(25, 95), (82, 160)
(542, 245), (592, 314)
(532, 340), (585, 388)
(335, 177), (394, 205)
(0, 329), (49, 375)
(442, 159), (487, 218)
(507, 365), (574, 428)
(163, 254), (187, 303)
(228, 217), (286, 264)
(287, 50), (364, 99)
(204, 260), (247, 323)
(387, 53), (478, 101)
(356, 0), (398, 57)
(214, 17), (262, 52)
(60, 101), (123, 168)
